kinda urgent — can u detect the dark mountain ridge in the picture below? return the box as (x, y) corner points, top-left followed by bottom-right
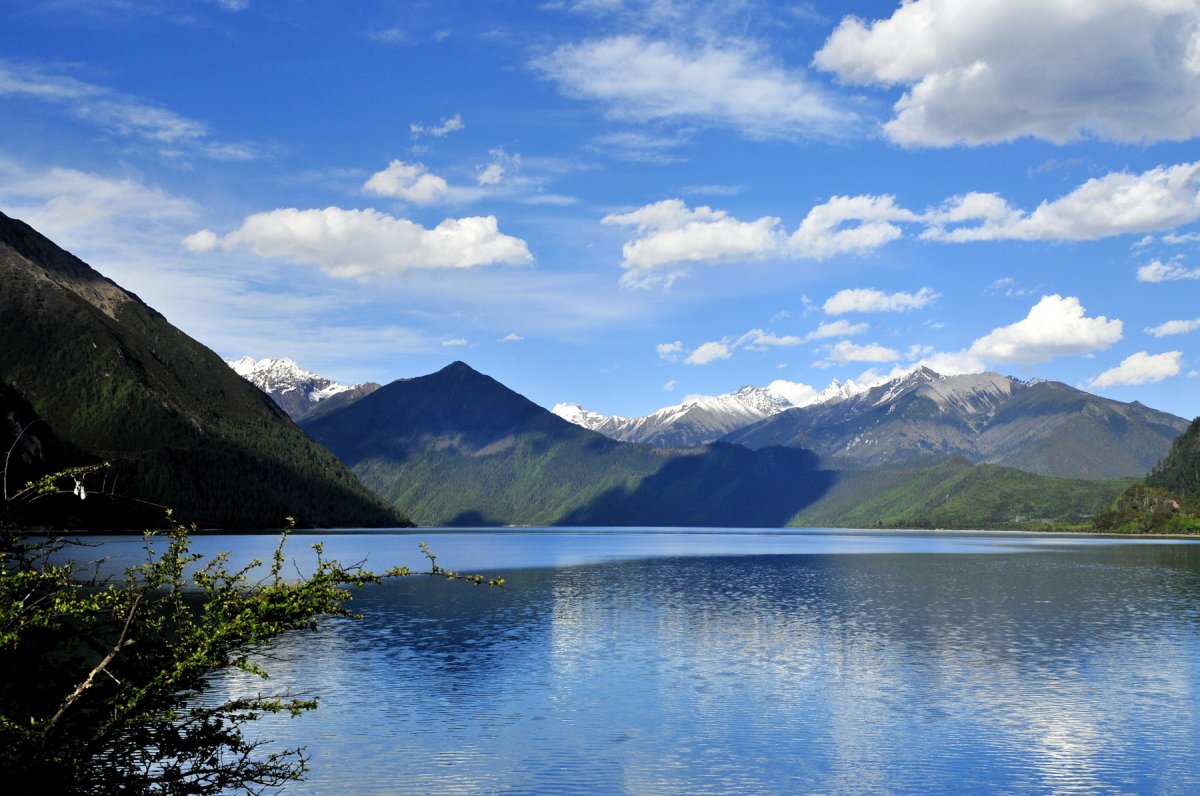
(0, 211), (403, 529)
(723, 368), (1186, 479)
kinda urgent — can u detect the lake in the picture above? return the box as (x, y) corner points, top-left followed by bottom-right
(85, 529), (1200, 794)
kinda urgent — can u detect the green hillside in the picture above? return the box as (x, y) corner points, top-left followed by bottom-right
(0, 211), (404, 529)
(1092, 416), (1200, 534)
(788, 457), (1129, 530)
(1146, 416), (1200, 503)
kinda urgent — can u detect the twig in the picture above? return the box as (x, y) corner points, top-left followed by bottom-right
(48, 591), (143, 727)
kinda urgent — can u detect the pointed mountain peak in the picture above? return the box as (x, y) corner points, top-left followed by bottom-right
(440, 360), (478, 375)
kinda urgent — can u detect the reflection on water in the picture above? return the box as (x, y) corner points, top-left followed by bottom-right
(174, 534), (1200, 793)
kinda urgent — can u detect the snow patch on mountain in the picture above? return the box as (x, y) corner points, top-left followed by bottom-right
(226, 356), (377, 420)
(227, 357), (353, 399)
(554, 377), (871, 447)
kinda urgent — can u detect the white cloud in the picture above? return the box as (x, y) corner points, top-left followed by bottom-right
(789, 194), (919, 259)
(826, 340), (901, 364)
(968, 295), (1123, 365)
(915, 350), (987, 376)
(804, 319), (868, 341)
(1137, 258), (1200, 282)
(588, 130), (691, 164)
(532, 35), (853, 140)
(182, 228), (219, 253)
(736, 328), (802, 348)
(1147, 318), (1200, 337)
(823, 287), (939, 315)
(607, 162), (1200, 287)
(766, 379), (820, 406)
(0, 163), (197, 240)
(663, 379), (677, 391)
(477, 163), (504, 186)
(603, 199), (783, 288)
(363, 160), (450, 204)
(987, 276), (1036, 298)
(498, 332), (524, 342)
(0, 60), (254, 160)
(409, 114), (464, 138)
(442, 338), (468, 347)
(815, 0), (1200, 146)
(671, 325), (807, 366)
(369, 28), (410, 44)
(476, 148), (519, 186)
(197, 207), (533, 279)
(685, 341), (732, 365)
(1091, 351), (1183, 388)
(656, 340), (684, 360)
(925, 162), (1200, 242)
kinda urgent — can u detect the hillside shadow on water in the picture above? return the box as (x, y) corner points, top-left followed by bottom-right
(557, 443), (836, 527)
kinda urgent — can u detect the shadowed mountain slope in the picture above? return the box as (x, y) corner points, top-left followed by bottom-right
(302, 362), (839, 526)
(0, 211), (404, 529)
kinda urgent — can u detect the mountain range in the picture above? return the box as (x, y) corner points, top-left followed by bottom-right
(0, 211), (403, 529)
(226, 356), (380, 421)
(293, 360), (1129, 529)
(3, 209), (1184, 532)
(299, 361), (843, 526)
(553, 379), (865, 448)
(556, 367), (1187, 480)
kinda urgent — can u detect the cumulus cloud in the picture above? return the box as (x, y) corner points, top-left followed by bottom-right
(191, 206), (532, 279)
(736, 328), (802, 348)
(924, 162), (1200, 242)
(1137, 258), (1200, 282)
(804, 319), (869, 341)
(476, 148), (519, 186)
(1091, 351), (1183, 388)
(532, 35), (853, 140)
(477, 163), (504, 186)
(363, 160), (450, 204)
(685, 341), (732, 365)
(815, 0), (1200, 146)
(789, 194), (919, 259)
(968, 295), (1122, 365)
(607, 162), (1200, 287)
(669, 325), (804, 366)
(1147, 318), (1200, 337)
(915, 349), (988, 376)
(823, 287), (939, 315)
(765, 379), (820, 406)
(604, 195), (929, 286)
(825, 340), (902, 364)
(498, 332), (524, 342)
(603, 199), (784, 287)
(0, 60), (254, 160)
(409, 114), (464, 138)
(182, 228), (219, 253)
(442, 338), (468, 347)
(656, 340), (684, 360)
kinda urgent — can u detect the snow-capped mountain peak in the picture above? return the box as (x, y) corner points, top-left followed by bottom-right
(554, 376), (869, 448)
(225, 356), (378, 420)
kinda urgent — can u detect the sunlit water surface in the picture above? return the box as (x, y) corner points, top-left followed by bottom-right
(84, 529), (1200, 794)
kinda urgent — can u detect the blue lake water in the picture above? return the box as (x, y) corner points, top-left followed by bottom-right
(84, 529), (1200, 794)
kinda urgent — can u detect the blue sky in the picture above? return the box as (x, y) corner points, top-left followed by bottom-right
(4, 0), (1200, 419)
